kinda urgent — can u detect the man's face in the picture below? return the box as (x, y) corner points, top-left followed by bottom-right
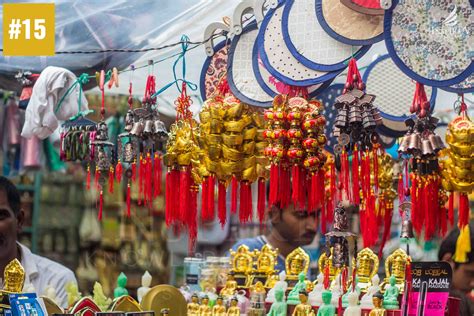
(452, 261), (474, 294)
(270, 204), (318, 247)
(0, 189), (23, 260)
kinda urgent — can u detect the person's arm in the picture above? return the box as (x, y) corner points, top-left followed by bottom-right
(51, 269), (78, 309)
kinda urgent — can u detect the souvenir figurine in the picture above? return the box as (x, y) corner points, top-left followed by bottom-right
(382, 276), (399, 310)
(230, 245), (255, 287)
(137, 271), (152, 303)
(308, 273), (324, 307)
(160, 308), (170, 316)
(254, 245), (278, 287)
(93, 282), (112, 311)
(221, 271), (238, 297)
(330, 275), (342, 306)
(286, 248), (310, 285)
(292, 291), (315, 316)
(3, 259), (25, 293)
(114, 272), (129, 298)
(343, 292), (361, 316)
(356, 248), (379, 292)
(65, 281), (82, 306)
(316, 291), (335, 316)
(213, 296), (227, 316)
(266, 271), (288, 303)
(227, 297), (240, 316)
(342, 278), (360, 307)
(360, 275), (380, 309)
(267, 286), (287, 316)
(369, 292), (386, 316)
(382, 248), (409, 293)
(287, 272), (307, 305)
(188, 293), (201, 316)
(199, 295), (212, 316)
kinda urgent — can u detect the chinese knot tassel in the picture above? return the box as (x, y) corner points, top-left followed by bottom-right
(257, 178), (266, 224)
(218, 181), (227, 227)
(454, 225), (471, 263)
(94, 167), (100, 189)
(291, 165), (300, 207)
(201, 177), (210, 221)
(86, 165), (91, 190)
(126, 182), (131, 217)
(269, 164), (278, 206)
(146, 153), (153, 207)
(280, 165), (291, 209)
(352, 146), (360, 204)
(341, 150), (350, 201)
(131, 160), (137, 182)
(448, 192), (454, 226)
(397, 174), (404, 204)
(239, 181), (252, 223)
(108, 166), (114, 193)
(208, 174), (215, 219)
(231, 175), (238, 214)
(378, 200), (392, 258)
(153, 154), (162, 197)
(98, 190), (104, 220)
(188, 187), (198, 253)
(179, 166), (191, 222)
(459, 193), (470, 228)
(116, 160), (122, 183)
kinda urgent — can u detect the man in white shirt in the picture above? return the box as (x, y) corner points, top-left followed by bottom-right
(0, 176), (77, 308)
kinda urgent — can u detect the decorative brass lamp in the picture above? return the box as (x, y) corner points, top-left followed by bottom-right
(355, 248), (379, 292)
(229, 245), (255, 288)
(285, 247), (310, 288)
(381, 248), (410, 293)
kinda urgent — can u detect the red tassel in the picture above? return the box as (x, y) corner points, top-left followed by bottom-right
(321, 191), (327, 234)
(328, 163), (336, 223)
(108, 166), (114, 194)
(298, 168), (307, 210)
(188, 187), (198, 253)
(146, 154), (153, 207)
(126, 182), (131, 217)
(280, 166), (291, 209)
(440, 206), (447, 237)
(257, 178), (266, 224)
(208, 174), (215, 219)
(448, 192), (454, 226)
(378, 200), (392, 257)
(138, 156), (144, 205)
(165, 171), (172, 225)
(459, 193), (470, 228)
(269, 164), (279, 206)
(324, 263), (330, 290)
(341, 151), (350, 201)
(179, 166), (190, 222)
(132, 160), (137, 182)
(231, 175), (238, 214)
(153, 154), (162, 198)
(86, 165), (91, 190)
(116, 161), (123, 184)
(309, 173), (318, 213)
(397, 174), (404, 205)
(94, 167), (100, 189)
(239, 181), (252, 223)
(352, 147), (359, 204)
(201, 177), (210, 221)
(373, 148), (379, 193)
(218, 181), (227, 227)
(292, 165), (300, 207)
(98, 190), (104, 220)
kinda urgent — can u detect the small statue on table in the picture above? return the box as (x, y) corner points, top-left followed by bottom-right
(360, 275), (381, 309)
(213, 296), (227, 316)
(309, 273), (324, 307)
(188, 293), (200, 316)
(199, 295), (212, 316)
(287, 272), (307, 305)
(267, 286), (287, 316)
(266, 271), (288, 303)
(292, 290), (315, 316)
(316, 291), (335, 316)
(227, 297), (240, 316)
(114, 272), (129, 298)
(382, 276), (399, 310)
(221, 271), (238, 298)
(369, 292), (386, 316)
(343, 291), (361, 316)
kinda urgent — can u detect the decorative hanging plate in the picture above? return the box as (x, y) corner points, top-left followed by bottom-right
(227, 21), (274, 107)
(362, 54), (437, 137)
(441, 74), (474, 94)
(384, 0), (474, 87)
(281, 0), (371, 71)
(200, 40), (229, 101)
(253, 38), (332, 98)
(140, 285), (186, 316)
(340, 0), (386, 15)
(257, 1), (342, 86)
(315, 0), (384, 46)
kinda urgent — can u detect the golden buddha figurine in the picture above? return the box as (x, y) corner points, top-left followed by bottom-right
(356, 248), (379, 292)
(286, 248), (310, 285)
(230, 245), (255, 287)
(3, 259), (25, 293)
(254, 244), (278, 288)
(317, 249), (340, 287)
(199, 295), (212, 316)
(368, 292), (386, 316)
(212, 296), (226, 316)
(292, 290), (315, 316)
(382, 248), (409, 293)
(220, 272), (238, 298)
(188, 294), (201, 316)
(227, 297), (240, 316)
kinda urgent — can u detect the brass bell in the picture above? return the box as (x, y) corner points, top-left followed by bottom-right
(428, 134), (445, 152)
(398, 135), (410, 153)
(421, 138), (434, 156)
(407, 133), (421, 152)
(400, 218), (414, 239)
(143, 120), (154, 136)
(349, 106), (362, 124)
(130, 121), (144, 136)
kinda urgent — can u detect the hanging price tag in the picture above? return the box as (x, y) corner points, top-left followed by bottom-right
(3, 3), (55, 56)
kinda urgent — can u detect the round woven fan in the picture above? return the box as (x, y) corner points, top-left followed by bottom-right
(227, 21), (274, 107)
(363, 54), (438, 137)
(281, 0), (370, 71)
(200, 40), (229, 101)
(257, 1), (342, 86)
(315, 0), (384, 46)
(441, 73), (474, 94)
(384, 0), (474, 87)
(340, 0), (385, 15)
(318, 84), (343, 154)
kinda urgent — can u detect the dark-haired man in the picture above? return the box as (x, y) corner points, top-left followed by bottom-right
(438, 224), (474, 316)
(0, 176), (77, 308)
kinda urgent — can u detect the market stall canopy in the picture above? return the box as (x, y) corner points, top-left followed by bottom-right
(0, 0), (232, 97)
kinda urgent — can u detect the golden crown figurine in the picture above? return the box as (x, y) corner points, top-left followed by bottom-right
(285, 248), (310, 288)
(382, 248), (410, 293)
(252, 244), (278, 288)
(356, 248), (379, 292)
(230, 245), (255, 287)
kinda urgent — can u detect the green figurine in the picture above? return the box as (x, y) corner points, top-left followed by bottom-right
(114, 272), (129, 298)
(267, 286), (287, 316)
(383, 276), (399, 310)
(287, 272), (307, 305)
(93, 282), (112, 311)
(316, 291), (335, 316)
